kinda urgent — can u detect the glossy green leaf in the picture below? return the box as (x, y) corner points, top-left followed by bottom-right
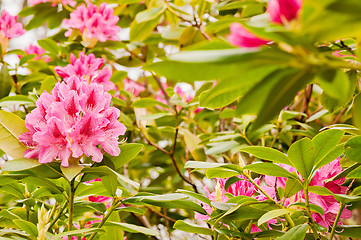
(135, 6), (166, 23)
(0, 64), (12, 99)
(287, 138), (315, 179)
(345, 136), (361, 163)
(2, 158), (40, 171)
(13, 219), (38, 237)
(38, 39), (58, 55)
(185, 161), (228, 169)
(173, 220), (213, 235)
(276, 223), (308, 240)
(239, 146), (290, 165)
(129, 15), (161, 42)
(105, 222), (159, 236)
(258, 209), (294, 226)
(312, 129), (344, 166)
(284, 178), (303, 198)
(244, 163), (299, 180)
(112, 143), (144, 169)
(131, 98), (168, 108)
(61, 164), (83, 181)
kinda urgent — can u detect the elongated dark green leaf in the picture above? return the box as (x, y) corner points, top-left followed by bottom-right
(131, 98), (168, 108)
(240, 146), (290, 165)
(276, 223), (308, 240)
(287, 138), (315, 179)
(244, 163), (299, 180)
(111, 143), (143, 170)
(173, 220), (213, 235)
(0, 64), (12, 99)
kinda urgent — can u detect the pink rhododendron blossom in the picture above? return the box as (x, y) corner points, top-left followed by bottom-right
(63, 2), (121, 47)
(229, 23), (269, 48)
(123, 78), (145, 97)
(20, 44), (51, 62)
(268, 0), (302, 24)
(0, 10), (25, 53)
(19, 76), (126, 167)
(29, 0), (76, 7)
(55, 52), (114, 91)
(259, 159), (351, 229)
(86, 178), (112, 204)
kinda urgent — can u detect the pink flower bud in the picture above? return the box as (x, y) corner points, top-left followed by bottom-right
(268, 0), (302, 24)
(228, 23), (269, 48)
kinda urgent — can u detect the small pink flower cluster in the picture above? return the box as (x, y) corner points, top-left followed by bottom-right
(229, 0), (301, 48)
(197, 159), (351, 230)
(19, 76), (126, 167)
(123, 78), (146, 97)
(0, 10), (25, 53)
(55, 52), (114, 91)
(29, 0), (76, 7)
(63, 2), (121, 47)
(21, 44), (51, 62)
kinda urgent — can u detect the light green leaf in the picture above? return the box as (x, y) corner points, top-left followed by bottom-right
(112, 143), (144, 170)
(129, 15), (161, 42)
(2, 158), (40, 171)
(258, 209), (294, 226)
(244, 163), (299, 180)
(345, 136), (361, 163)
(0, 110), (28, 159)
(13, 219), (38, 237)
(287, 138), (315, 179)
(173, 220), (213, 235)
(135, 6), (166, 23)
(0, 65), (12, 99)
(61, 164), (83, 181)
(184, 161), (228, 169)
(38, 39), (58, 55)
(239, 146), (290, 165)
(276, 223), (308, 240)
(131, 98), (168, 108)
(53, 228), (103, 239)
(105, 222), (159, 236)
(312, 129), (344, 166)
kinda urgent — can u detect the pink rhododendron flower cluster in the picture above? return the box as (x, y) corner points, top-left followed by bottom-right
(19, 76), (126, 167)
(29, 0), (76, 7)
(63, 2), (121, 47)
(268, 0), (302, 24)
(21, 44), (51, 62)
(229, 23), (270, 48)
(229, 0), (302, 48)
(259, 159), (351, 229)
(123, 78), (146, 97)
(197, 159), (351, 231)
(0, 10), (25, 53)
(55, 52), (114, 91)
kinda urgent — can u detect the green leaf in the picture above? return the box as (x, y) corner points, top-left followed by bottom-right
(244, 163), (299, 180)
(0, 95), (36, 107)
(39, 75), (57, 94)
(345, 136), (361, 163)
(173, 220), (213, 235)
(104, 222), (159, 236)
(335, 225), (361, 238)
(13, 219), (38, 237)
(0, 110), (28, 159)
(276, 223), (308, 240)
(0, 64), (12, 99)
(53, 228), (103, 239)
(308, 186), (333, 196)
(317, 70), (349, 101)
(2, 158), (40, 171)
(334, 194), (361, 203)
(131, 98), (168, 108)
(312, 129), (344, 166)
(314, 143), (344, 170)
(353, 93), (361, 130)
(101, 212), (124, 240)
(37, 39), (58, 55)
(110, 71), (127, 83)
(258, 209), (294, 226)
(284, 178), (303, 198)
(19, 54), (36, 66)
(129, 16), (161, 42)
(135, 6), (166, 23)
(287, 138), (315, 179)
(288, 202), (325, 215)
(184, 161), (228, 169)
(140, 193), (188, 202)
(112, 143), (144, 170)
(176, 189), (211, 205)
(239, 146), (290, 165)
(199, 65), (278, 108)
(61, 164), (83, 181)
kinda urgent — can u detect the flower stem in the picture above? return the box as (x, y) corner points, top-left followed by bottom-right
(87, 200), (123, 240)
(68, 179), (75, 240)
(329, 202), (345, 240)
(303, 181), (319, 239)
